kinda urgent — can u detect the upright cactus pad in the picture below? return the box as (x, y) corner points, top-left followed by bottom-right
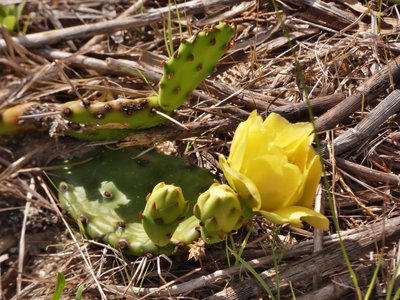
(52, 147), (215, 256)
(194, 184), (244, 244)
(158, 22), (235, 111)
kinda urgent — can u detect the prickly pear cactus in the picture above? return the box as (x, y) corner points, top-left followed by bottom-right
(194, 183), (245, 244)
(158, 22), (235, 111)
(52, 147), (216, 256)
(141, 182), (189, 247)
(0, 22), (235, 140)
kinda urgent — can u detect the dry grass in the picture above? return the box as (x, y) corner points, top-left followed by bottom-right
(1, 0), (400, 299)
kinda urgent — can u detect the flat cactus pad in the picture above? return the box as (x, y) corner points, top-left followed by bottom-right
(51, 147), (216, 256)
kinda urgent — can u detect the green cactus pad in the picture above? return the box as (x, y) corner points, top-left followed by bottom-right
(51, 147), (216, 256)
(61, 96), (166, 129)
(158, 22), (235, 111)
(194, 183), (243, 244)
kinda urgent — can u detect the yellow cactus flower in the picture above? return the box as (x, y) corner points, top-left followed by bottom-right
(219, 111), (329, 230)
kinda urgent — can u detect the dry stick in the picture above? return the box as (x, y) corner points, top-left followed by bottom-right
(208, 215), (400, 300)
(332, 89), (400, 156)
(335, 157), (400, 186)
(297, 265), (375, 300)
(16, 179), (34, 296)
(283, 0), (356, 28)
(315, 55), (400, 132)
(118, 118), (239, 147)
(110, 246), (312, 297)
(272, 93), (346, 121)
(0, 0), (243, 51)
(80, 0), (147, 51)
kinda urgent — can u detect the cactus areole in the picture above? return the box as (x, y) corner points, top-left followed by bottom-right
(53, 147), (216, 256)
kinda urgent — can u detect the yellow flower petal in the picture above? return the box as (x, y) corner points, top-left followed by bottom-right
(244, 154), (303, 211)
(259, 206), (329, 230)
(219, 155), (261, 210)
(296, 150), (322, 207)
(263, 112), (314, 158)
(228, 111), (274, 172)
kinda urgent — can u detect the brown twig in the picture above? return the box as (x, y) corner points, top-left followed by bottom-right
(0, 0), (244, 51)
(315, 55), (400, 132)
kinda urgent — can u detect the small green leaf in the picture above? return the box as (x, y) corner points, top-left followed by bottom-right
(75, 285), (84, 300)
(2, 15), (17, 31)
(16, 0), (26, 19)
(50, 272), (66, 300)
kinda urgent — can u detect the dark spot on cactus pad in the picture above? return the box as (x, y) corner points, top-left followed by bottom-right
(79, 214), (88, 224)
(61, 107), (72, 117)
(103, 104), (112, 111)
(67, 122), (81, 131)
(118, 239), (129, 249)
(159, 83), (165, 89)
(59, 182), (68, 193)
(120, 99), (147, 115)
(174, 86), (181, 94)
(155, 218), (164, 225)
(188, 53), (194, 61)
(81, 99), (91, 108)
(196, 63), (203, 71)
(102, 191), (112, 199)
(118, 221), (126, 229)
(167, 72), (174, 80)
(210, 38), (216, 45)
